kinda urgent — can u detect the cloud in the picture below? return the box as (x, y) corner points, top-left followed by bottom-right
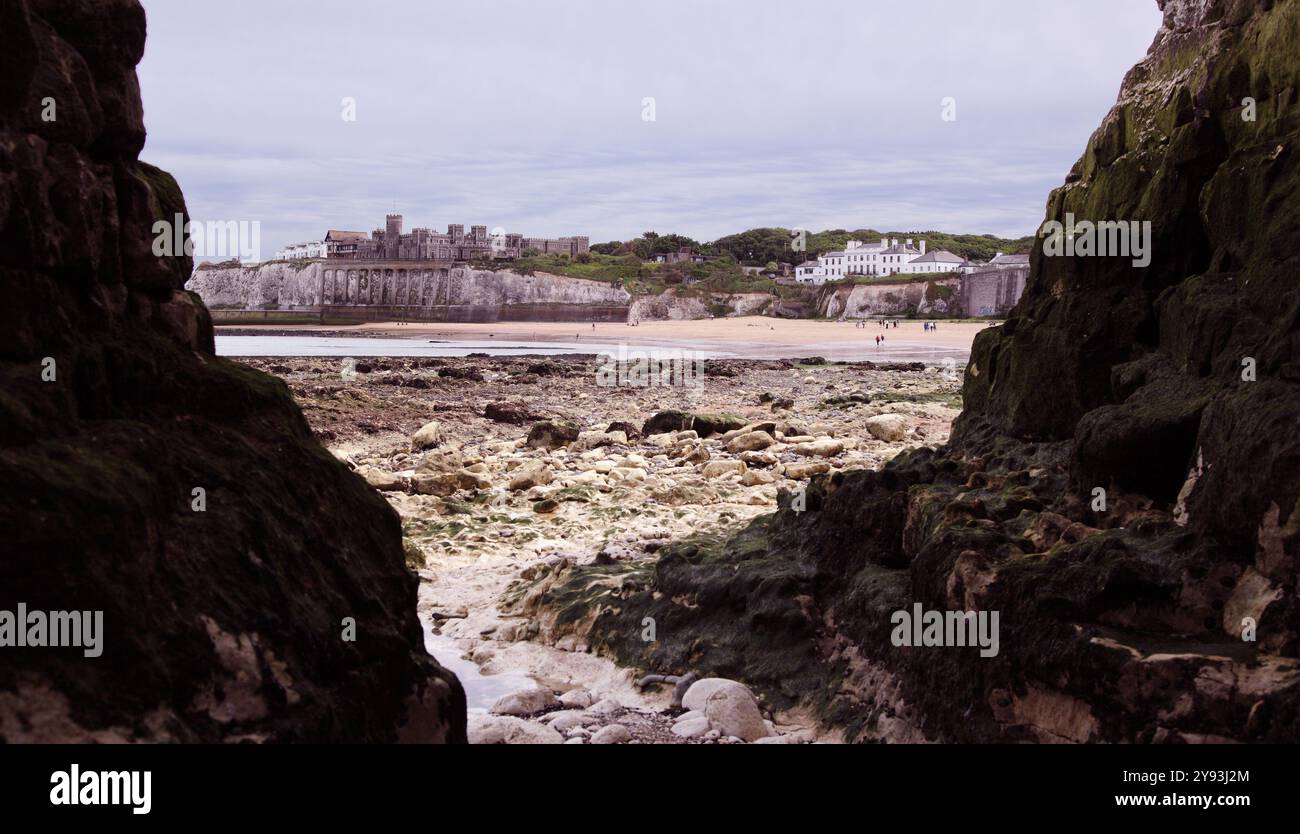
(138, 0), (1163, 254)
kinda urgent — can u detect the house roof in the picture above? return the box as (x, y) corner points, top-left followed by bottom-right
(881, 244), (921, 255)
(989, 253), (1030, 265)
(910, 250), (964, 263)
(325, 230), (369, 242)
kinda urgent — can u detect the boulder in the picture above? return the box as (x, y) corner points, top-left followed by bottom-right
(508, 461), (554, 491)
(605, 421), (642, 442)
(643, 410), (746, 438)
(670, 716), (712, 738)
(692, 413), (748, 438)
(411, 420), (443, 450)
(782, 461), (831, 479)
(642, 410), (694, 436)
(412, 471), (486, 496)
(704, 688), (770, 743)
(357, 466), (401, 491)
(416, 448), (464, 474)
(526, 420), (580, 450)
(543, 711), (589, 732)
(739, 451), (778, 468)
(728, 431), (776, 453)
(574, 430), (627, 451)
(485, 401), (542, 425)
(489, 687), (559, 716)
(702, 460), (747, 479)
(558, 689), (594, 709)
(863, 414), (908, 442)
(791, 437), (845, 458)
(468, 715), (563, 745)
(682, 678), (756, 712)
(589, 724), (632, 744)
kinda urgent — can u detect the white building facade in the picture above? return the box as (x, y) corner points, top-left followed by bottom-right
(274, 241), (328, 260)
(796, 237), (960, 284)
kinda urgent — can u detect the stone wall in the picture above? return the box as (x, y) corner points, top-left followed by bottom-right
(957, 266), (1029, 318)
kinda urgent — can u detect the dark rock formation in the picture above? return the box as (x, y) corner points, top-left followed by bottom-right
(485, 401), (544, 425)
(532, 0), (1300, 742)
(0, 0), (465, 742)
(642, 410), (747, 438)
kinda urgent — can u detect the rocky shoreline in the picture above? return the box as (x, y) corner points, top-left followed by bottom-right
(236, 354), (962, 742)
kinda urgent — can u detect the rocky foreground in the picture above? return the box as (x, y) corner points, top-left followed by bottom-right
(238, 353), (962, 742)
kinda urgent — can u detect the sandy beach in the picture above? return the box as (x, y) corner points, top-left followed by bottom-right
(219, 316), (995, 362)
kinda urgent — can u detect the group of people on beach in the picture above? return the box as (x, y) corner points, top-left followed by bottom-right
(851, 317), (943, 347)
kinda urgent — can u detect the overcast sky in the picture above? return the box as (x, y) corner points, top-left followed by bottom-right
(137, 0), (1163, 255)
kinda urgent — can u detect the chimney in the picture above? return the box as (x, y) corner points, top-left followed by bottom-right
(920, 240), (927, 255)
(905, 238), (913, 247)
(879, 237), (888, 247)
(891, 238), (898, 248)
(994, 251), (1003, 259)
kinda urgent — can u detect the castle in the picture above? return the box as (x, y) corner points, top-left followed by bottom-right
(274, 215), (588, 263)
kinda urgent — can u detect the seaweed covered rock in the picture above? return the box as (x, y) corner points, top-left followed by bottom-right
(523, 0), (1300, 742)
(0, 0), (465, 742)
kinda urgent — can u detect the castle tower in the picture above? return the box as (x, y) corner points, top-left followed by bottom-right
(385, 214), (402, 259)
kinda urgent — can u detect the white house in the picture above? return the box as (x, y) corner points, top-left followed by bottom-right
(794, 260), (826, 283)
(275, 240), (328, 260)
(793, 236), (975, 285)
(796, 238), (888, 284)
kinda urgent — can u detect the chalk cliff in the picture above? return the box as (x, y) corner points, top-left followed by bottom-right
(529, 0), (1300, 742)
(188, 261), (633, 321)
(818, 278), (960, 319)
(0, 0), (465, 742)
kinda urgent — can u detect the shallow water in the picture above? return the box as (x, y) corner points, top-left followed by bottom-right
(215, 335), (736, 359)
(421, 622), (538, 713)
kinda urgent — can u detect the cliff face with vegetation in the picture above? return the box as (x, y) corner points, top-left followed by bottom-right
(0, 0), (464, 742)
(529, 0), (1300, 742)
